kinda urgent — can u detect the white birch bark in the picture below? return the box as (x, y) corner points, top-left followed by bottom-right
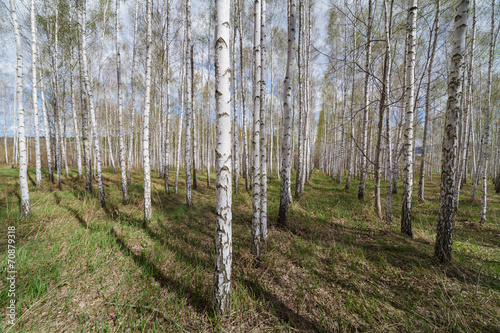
(51, 7), (62, 188)
(70, 45), (82, 179)
(232, 6), (240, 193)
(143, 0), (153, 221)
(278, 0), (296, 228)
(77, 0), (91, 192)
(213, 0), (233, 314)
(11, 0), (30, 218)
(251, 0), (262, 256)
(401, 0), (417, 238)
(80, 0), (105, 206)
(238, 2), (249, 191)
(128, 0), (139, 186)
(357, 0), (373, 200)
(435, 0), (468, 263)
(164, 0), (171, 195)
(116, 0), (129, 203)
(480, 0), (499, 222)
(185, 0), (194, 207)
(39, 59), (53, 183)
(375, 0), (393, 218)
(259, 0), (267, 249)
(31, 0), (41, 188)
(192, 45), (198, 191)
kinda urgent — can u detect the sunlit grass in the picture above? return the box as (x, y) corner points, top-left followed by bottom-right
(0, 164), (498, 332)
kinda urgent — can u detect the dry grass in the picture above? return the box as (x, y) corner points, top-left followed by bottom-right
(0, 165), (499, 332)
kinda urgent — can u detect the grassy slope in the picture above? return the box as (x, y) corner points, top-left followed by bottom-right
(0, 165), (498, 332)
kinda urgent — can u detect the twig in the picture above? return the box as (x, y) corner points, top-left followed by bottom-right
(104, 301), (191, 333)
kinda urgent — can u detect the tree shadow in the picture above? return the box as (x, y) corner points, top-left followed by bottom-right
(111, 227), (213, 316)
(242, 278), (332, 332)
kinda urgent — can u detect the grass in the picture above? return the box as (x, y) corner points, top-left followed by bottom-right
(0, 164), (499, 332)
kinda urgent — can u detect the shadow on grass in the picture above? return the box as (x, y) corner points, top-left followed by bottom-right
(242, 278), (332, 332)
(111, 226), (213, 316)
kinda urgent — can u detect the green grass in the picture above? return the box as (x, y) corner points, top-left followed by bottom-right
(0, 164), (499, 332)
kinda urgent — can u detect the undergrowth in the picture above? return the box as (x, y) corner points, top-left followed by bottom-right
(0, 165), (498, 332)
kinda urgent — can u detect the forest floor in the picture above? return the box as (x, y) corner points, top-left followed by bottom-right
(0, 164), (499, 332)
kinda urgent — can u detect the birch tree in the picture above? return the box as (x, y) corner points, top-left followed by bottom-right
(374, 0), (394, 218)
(277, 0), (296, 228)
(38, 52), (53, 183)
(31, 0), (41, 188)
(11, 0), (30, 219)
(435, 0), (468, 263)
(77, 0), (91, 192)
(185, 0), (194, 207)
(401, 0), (417, 238)
(251, 0), (262, 256)
(480, 0), (499, 222)
(116, 0), (129, 203)
(143, 0), (153, 221)
(231, 4), (240, 193)
(238, 1), (249, 191)
(418, 0), (440, 202)
(259, 0), (268, 250)
(213, 0), (232, 314)
(79, 0), (105, 206)
(164, 0), (171, 195)
(128, 0), (139, 186)
(357, 0), (373, 201)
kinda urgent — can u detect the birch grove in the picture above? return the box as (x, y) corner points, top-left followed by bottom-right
(2, 0), (500, 310)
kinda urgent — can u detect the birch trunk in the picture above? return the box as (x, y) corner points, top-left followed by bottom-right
(82, 0), (105, 206)
(185, 0), (194, 207)
(164, 0), (171, 195)
(480, 0), (499, 222)
(51, 8), (62, 188)
(375, 0), (393, 218)
(12, 0), (30, 218)
(213, 0), (233, 314)
(128, 0), (139, 186)
(357, 0), (373, 200)
(435, 0), (468, 263)
(418, 0), (440, 202)
(259, 0), (267, 249)
(251, 0), (262, 256)
(77, 0), (91, 192)
(277, 0), (296, 228)
(192, 45), (198, 191)
(70, 46), (82, 179)
(232, 6), (240, 193)
(295, 0), (304, 198)
(39, 60), (53, 183)
(116, 0), (129, 203)
(31, 0), (41, 188)
(401, 0), (417, 238)
(143, 0), (153, 221)
(454, 0), (474, 210)
(238, 2), (249, 191)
